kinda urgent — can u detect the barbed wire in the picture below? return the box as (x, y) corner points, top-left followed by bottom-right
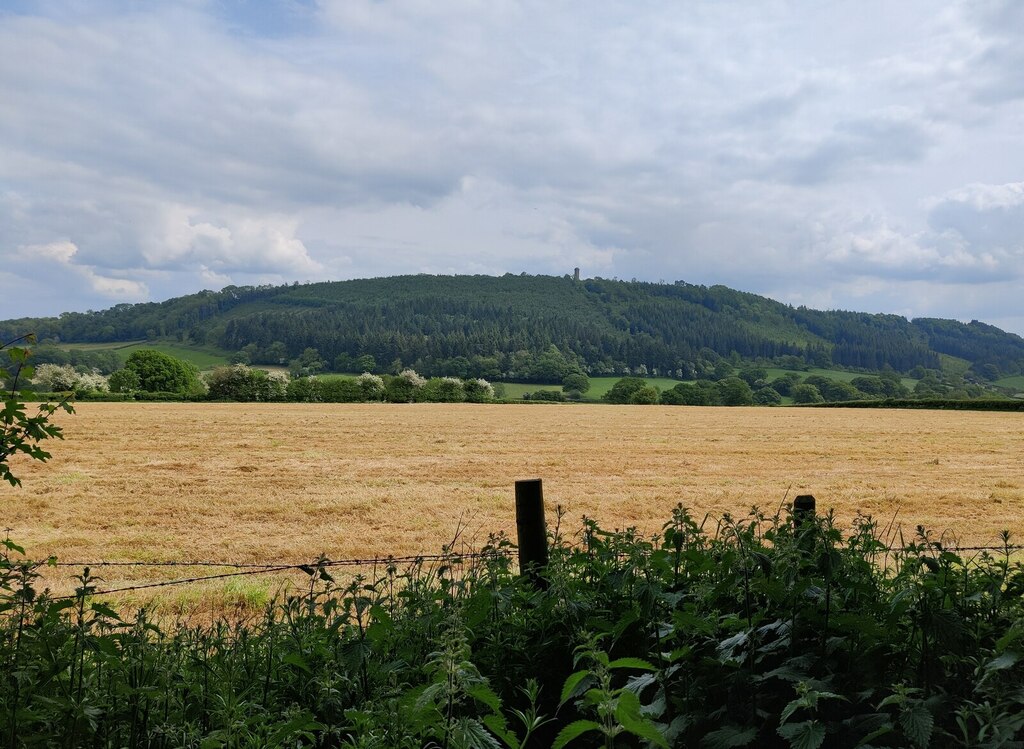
(18, 537), (1024, 602)
(36, 551), (512, 569)
(42, 551), (514, 601)
(32, 540), (1024, 572)
(933, 544), (1024, 553)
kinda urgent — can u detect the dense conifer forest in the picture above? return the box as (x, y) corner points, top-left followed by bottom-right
(3, 274), (1024, 381)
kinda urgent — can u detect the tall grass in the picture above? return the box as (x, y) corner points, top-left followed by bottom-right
(3, 507), (1024, 747)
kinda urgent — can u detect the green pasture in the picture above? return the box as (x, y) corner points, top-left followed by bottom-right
(58, 341), (231, 370)
(995, 374), (1024, 392)
(498, 377), (685, 401)
(938, 353), (972, 377)
(762, 367), (918, 390)
(500, 369), (918, 403)
(60, 340), (145, 351)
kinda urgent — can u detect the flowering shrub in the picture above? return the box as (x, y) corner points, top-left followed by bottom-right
(33, 363), (108, 394)
(399, 368), (426, 388)
(425, 376), (465, 402)
(357, 372), (386, 401)
(32, 363), (81, 392)
(463, 378), (494, 402)
(205, 364), (287, 401)
(385, 369), (427, 402)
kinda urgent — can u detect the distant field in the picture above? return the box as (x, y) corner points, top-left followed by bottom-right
(763, 367), (919, 390)
(498, 369), (918, 401)
(498, 377), (685, 400)
(59, 341), (231, 370)
(938, 353), (972, 377)
(5, 403), (1022, 608)
(995, 375), (1024, 392)
(61, 340), (147, 350)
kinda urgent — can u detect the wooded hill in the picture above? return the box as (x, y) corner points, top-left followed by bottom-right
(4, 274), (1024, 381)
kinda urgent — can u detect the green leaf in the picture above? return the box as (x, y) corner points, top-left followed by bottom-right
(984, 651), (1019, 673)
(481, 714), (519, 749)
(88, 603), (123, 623)
(780, 695), (809, 725)
(454, 717), (503, 749)
(282, 653), (311, 673)
(267, 711), (323, 743)
(899, 703), (933, 748)
(717, 630), (750, 656)
(559, 670), (591, 705)
(369, 603), (394, 628)
(852, 724), (894, 748)
(467, 682), (503, 713)
(607, 656), (657, 671)
(615, 689), (669, 748)
(777, 720), (826, 749)
(551, 719), (601, 749)
(702, 725), (758, 748)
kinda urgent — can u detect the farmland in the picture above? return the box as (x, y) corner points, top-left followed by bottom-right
(4, 402), (1022, 603)
(60, 340), (232, 370)
(496, 376), (689, 400)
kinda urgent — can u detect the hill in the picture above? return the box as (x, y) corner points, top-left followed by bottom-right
(3, 274), (1024, 382)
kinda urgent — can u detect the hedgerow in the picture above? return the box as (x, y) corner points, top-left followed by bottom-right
(3, 506), (1024, 747)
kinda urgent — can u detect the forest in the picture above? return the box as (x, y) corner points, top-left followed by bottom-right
(3, 274), (1024, 383)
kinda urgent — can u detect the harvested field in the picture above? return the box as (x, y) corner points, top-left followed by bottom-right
(3, 403), (1022, 606)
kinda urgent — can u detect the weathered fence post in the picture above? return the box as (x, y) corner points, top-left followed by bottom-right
(515, 478), (549, 589)
(793, 494), (816, 529)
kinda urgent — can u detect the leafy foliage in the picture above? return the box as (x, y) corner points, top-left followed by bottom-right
(4, 503), (1024, 746)
(0, 334), (75, 487)
(206, 363), (288, 401)
(5, 275), (1024, 382)
(121, 349), (205, 395)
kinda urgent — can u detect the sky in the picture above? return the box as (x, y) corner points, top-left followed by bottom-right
(1, 0), (1023, 334)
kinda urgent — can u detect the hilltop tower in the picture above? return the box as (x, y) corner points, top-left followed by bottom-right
(573, 267), (580, 282)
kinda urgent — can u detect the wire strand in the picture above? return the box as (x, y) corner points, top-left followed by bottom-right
(44, 551), (514, 600)
(24, 541), (1024, 602)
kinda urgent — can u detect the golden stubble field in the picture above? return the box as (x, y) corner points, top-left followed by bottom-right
(2, 402), (1022, 604)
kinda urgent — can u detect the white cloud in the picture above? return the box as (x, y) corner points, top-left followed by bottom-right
(138, 204), (323, 276)
(20, 241), (149, 301)
(1, 0), (1023, 333)
(28, 240), (78, 264)
(929, 181), (1024, 211)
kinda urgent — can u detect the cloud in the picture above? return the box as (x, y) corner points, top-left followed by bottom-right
(777, 116), (931, 185)
(138, 205), (324, 276)
(0, 0), (1023, 334)
(21, 241), (149, 300)
(930, 181), (1024, 212)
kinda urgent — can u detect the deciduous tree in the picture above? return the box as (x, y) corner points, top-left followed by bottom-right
(1, 334), (74, 487)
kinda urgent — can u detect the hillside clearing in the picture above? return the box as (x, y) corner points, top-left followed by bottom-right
(58, 341), (231, 370)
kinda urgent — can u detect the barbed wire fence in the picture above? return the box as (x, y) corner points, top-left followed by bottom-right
(38, 551), (514, 601)
(11, 484), (1024, 601)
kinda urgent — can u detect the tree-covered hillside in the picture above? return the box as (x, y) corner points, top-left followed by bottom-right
(3, 274), (1024, 381)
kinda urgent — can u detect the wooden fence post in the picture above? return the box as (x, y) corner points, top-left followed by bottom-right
(515, 478), (549, 589)
(793, 494), (816, 529)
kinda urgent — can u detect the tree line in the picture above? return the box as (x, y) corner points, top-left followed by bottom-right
(5, 275), (1024, 381)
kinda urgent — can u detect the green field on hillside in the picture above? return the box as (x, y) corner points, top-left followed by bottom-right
(498, 369), (919, 402)
(995, 374), (1024, 392)
(497, 377), (685, 401)
(938, 353), (972, 377)
(763, 367), (918, 390)
(59, 341), (231, 370)
(60, 340), (146, 350)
